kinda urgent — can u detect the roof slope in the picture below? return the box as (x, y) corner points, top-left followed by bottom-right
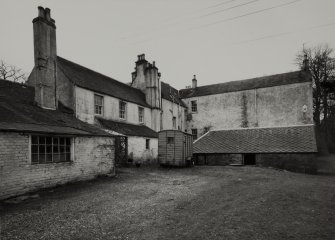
(193, 125), (317, 154)
(161, 81), (187, 107)
(96, 117), (158, 138)
(57, 56), (149, 107)
(179, 71), (311, 98)
(0, 79), (35, 104)
(0, 80), (110, 136)
(0, 101), (110, 136)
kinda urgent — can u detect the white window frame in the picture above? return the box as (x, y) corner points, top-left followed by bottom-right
(94, 94), (104, 116)
(119, 101), (127, 120)
(191, 128), (198, 141)
(191, 100), (197, 113)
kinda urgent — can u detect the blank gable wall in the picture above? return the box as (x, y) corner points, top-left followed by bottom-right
(185, 82), (313, 135)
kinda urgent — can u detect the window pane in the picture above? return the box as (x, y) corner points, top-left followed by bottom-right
(39, 154), (46, 164)
(53, 145), (59, 153)
(39, 136), (45, 144)
(46, 145), (52, 154)
(53, 153), (60, 163)
(66, 153), (71, 161)
(32, 145), (38, 154)
(46, 154), (53, 163)
(66, 138), (71, 145)
(59, 153), (66, 162)
(46, 137), (52, 145)
(60, 138), (65, 145)
(53, 137), (59, 145)
(32, 136), (38, 144)
(32, 154), (39, 163)
(60, 146), (65, 153)
(39, 145), (45, 154)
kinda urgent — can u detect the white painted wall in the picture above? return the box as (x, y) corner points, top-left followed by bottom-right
(128, 137), (158, 164)
(75, 86), (152, 128)
(184, 82), (313, 137)
(161, 98), (186, 131)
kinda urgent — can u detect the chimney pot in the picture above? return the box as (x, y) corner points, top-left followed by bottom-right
(153, 61), (155, 67)
(45, 8), (51, 21)
(38, 6), (45, 18)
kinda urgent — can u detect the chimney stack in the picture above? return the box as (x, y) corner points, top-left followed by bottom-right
(302, 54), (309, 71)
(29, 6), (57, 109)
(192, 75), (197, 88)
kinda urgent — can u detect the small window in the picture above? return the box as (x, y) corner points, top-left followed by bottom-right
(94, 94), (104, 115)
(138, 107), (144, 123)
(172, 117), (176, 129)
(119, 101), (127, 119)
(191, 129), (198, 141)
(167, 137), (174, 144)
(191, 100), (197, 113)
(31, 136), (71, 164)
(146, 139), (150, 149)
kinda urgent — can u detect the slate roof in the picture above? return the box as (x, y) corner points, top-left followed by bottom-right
(0, 79), (35, 104)
(193, 125), (317, 154)
(0, 79), (111, 136)
(57, 56), (149, 107)
(161, 81), (187, 107)
(96, 117), (158, 138)
(179, 71), (311, 98)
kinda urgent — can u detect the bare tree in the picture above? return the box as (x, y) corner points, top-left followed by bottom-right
(296, 44), (335, 125)
(0, 60), (27, 83)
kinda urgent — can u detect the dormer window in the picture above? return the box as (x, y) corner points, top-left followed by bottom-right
(94, 94), (104, 115)
(119, 101), (127, 120)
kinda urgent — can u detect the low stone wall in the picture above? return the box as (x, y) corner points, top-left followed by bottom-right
(0, 132), (115, 200)
(256, 153), (317, 174)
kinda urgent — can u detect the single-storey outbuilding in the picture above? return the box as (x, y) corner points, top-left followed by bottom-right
(193, 125), (318, 173)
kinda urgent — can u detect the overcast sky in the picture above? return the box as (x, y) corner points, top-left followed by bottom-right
(1, 0), (335, 89)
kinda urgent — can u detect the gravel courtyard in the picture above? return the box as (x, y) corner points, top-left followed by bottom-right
(1, 166), (335, 240)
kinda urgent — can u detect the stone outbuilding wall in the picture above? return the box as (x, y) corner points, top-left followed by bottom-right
(0, 132), (115, 200)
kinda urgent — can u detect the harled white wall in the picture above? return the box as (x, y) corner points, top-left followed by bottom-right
(75, 86), (152, 128)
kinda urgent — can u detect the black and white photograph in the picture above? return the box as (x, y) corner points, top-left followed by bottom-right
(0, 0), (334, 239)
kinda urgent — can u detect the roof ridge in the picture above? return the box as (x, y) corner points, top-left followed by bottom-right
(179, 71), (303, 91)
(57, 56), (143, 92)
(210, 124), (315, 132)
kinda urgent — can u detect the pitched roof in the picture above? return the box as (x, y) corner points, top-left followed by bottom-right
(161, 81), (187, 107)
(0, 80), (110, 136)
(96, 117), (158, 138)
(179, 71), (311, 98)
(57, 56), (149, 107)
(193, 125), (317, 154)
(0, 79), (35, 104)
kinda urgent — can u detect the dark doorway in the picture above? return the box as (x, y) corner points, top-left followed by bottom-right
(115, 136), (128, 166)
(244, 154), (256, 165)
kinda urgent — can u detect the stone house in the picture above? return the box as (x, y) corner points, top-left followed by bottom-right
(180, 71), (318, 172)
(27, 7), (186, 165)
